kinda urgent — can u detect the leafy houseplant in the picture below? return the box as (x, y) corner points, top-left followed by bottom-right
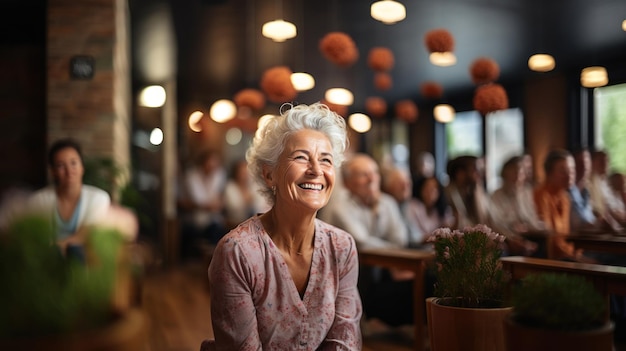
(0, 211), (146, 350)
(427, 224), (509, 308)
(504, 273), (614, 351)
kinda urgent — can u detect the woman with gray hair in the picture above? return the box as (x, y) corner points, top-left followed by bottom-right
(208, 103), (362, 350)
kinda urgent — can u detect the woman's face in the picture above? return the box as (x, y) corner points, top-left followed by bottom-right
(269, 129), (335, 212)
(421, 177), (439, 208)
(51, 147), (84, 188)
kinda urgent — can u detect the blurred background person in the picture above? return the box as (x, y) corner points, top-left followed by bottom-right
(608, 172), (626, 226)
(178, 149), (227, 258)
(223, 159), (269, 230)
(410, 175), (454, 245)
(445, 155), (491, 229)
(382, 167), (425, 248)
(490, 155), (542, 256)
(28, 138), (111, 261)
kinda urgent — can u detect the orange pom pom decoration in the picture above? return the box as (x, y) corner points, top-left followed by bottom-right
(260, 66), (297, 104)
(473, 83), (509, 115)
(395, 99), (419, 123)
(367, 47), (395, 72)
(233, 88), (266, 111)
(470, 57), (500, 85)
(365, 97), (387, 118)
(424, 29), (455, 53)
(319, 32), (359, 67)
(320, 99), (348, 118)
(420, 81), (444, 99)
(374, 72), (393, 91)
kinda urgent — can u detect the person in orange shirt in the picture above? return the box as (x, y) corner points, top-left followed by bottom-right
(533, 149), (595, 263)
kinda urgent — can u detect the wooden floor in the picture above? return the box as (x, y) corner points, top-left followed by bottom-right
(141, 259), (415, 351)
(140, 259), (624, 351)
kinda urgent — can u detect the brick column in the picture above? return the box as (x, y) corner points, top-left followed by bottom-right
(47, 0), (131, 198)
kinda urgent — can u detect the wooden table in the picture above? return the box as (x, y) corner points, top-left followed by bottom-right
(566, 233), (626, 256)
(500, 256), (626, 320)
(358, 247), (435, 351)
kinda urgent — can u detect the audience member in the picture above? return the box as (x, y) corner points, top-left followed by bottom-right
(321, 153), (413, 328)
(490, 155), (542, 256)
(178, 149), (227, 256)
(608, 172), (626, 226)
(444, 155), (491, 229)
(410, 175), (454, 244)
(208, 103), (361, 349)
(28, 138), (111, 261)
(382, 167), (424, 247)
(569, 148), (601, 231)
(223, 159), (269, 230)
(533, 149), (595, 262)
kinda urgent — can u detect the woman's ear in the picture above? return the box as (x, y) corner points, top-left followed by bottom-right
(262, 164), (274, 187)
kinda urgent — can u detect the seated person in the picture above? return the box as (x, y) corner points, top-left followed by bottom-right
(533, 149), (595, 263)
(490, 155), (543, 256)
(29, 138), (111, 262)
(381, 167), (425, 247)
(608, 172), (626, 226)
(321, 153), (414, 328)
(409, 175), (454, 245)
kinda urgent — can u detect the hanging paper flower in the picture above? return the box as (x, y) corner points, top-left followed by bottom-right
(374, 72), (393, 91)
(319, 32), (359, 67)
(424, 29), (455, 53)
(395, 99), (419, 123)
(233, 88), (266, 111)
(321, 99), (348, 118)
(470, 57), (500, 85)
(420, 81), (444, 99)
(473, 83), (509, 115)
(365, 96), (387, 118)
(260, 66), (297, 104)
(367, 47), (395, 72)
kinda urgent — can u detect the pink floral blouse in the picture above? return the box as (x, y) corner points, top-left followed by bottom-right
(208, 215), (362, 350)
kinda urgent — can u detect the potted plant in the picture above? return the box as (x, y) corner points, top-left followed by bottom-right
(0, 207), (146, 351)
(504, 272), (614, 351)
(425, 224), (512, 351)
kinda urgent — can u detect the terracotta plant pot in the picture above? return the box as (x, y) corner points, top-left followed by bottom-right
(426, 297), (512, 351)
(0, 308), (147, 351)
(504, 316), (614, 351)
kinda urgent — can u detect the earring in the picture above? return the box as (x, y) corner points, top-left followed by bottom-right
(271, 185), (276, 195)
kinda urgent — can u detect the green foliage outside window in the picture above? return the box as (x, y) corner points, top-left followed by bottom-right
(596, 83), (626, 173)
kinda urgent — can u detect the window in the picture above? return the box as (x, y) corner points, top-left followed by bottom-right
(594, 83), (626, 173)
(445, 110), (483, 160)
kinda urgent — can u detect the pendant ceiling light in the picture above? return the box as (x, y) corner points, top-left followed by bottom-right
(371, 1), (406, 24)
(188, 110), (204, 132)
(434, 104), (455, 123)
(348, 113), (372, 133)
(209, 99), (237, 123)
(325, 88), (354, 106)
(290, 72), (315, 91)
(139, 85), (166, 107)
(262, 19), (297, 42)
(528, 54), (555, 72)
(429, 52), (457, 67)
(580, 66), (609, 88)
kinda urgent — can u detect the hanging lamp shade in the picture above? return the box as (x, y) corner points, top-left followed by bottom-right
(528, 54), (555, 72)
(290, 72), (315, 91)
(233, 88), (266, 111)
(348, 113), (372, 133)
(262, 19), (297, 42)
(434, 104), (455, 123)
(395, 99), (418, 123)
(260, 66), (297, 103)
(365, 96), (387, 118)
(420, 81), (444, 99)
(325, 88), (354, 106)
(374, 72), (393, 91)
(370, 1), (406, 24)
(424, 29), (456, 67)
(470, 57), (500, 85)
(319, 32), (359, 67)
(473, 83), (509, 115)
(367, 47), (395, 72)
(580, 66), (608, 88)
(210, 99), (237, 123)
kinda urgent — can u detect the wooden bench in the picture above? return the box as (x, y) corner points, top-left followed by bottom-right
(359, 247), (435, 351)
(500, 256), (626, 320)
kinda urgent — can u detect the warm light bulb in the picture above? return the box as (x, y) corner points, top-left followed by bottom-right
(262, 20), (297, 42)
(325, 88), (354, 106)
(434, 104), (455, 123)
(528, 54), (555, 72)
(290, 72), (315, 91)
(149, 128), (163, 145)
(429, 52), (457, 67)
(210, 99), (237, 123)
(370, 0), (406, 24)
(188, 111), (204, 132)
(348, 113), (372, 133)
(139, 85), (166, 107)
(580, 66), (609, 88)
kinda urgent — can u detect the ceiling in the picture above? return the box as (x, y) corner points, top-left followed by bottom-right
(131, 0), (626, 116)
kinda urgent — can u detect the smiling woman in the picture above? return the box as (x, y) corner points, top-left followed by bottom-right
(207, 103), (362, 350)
